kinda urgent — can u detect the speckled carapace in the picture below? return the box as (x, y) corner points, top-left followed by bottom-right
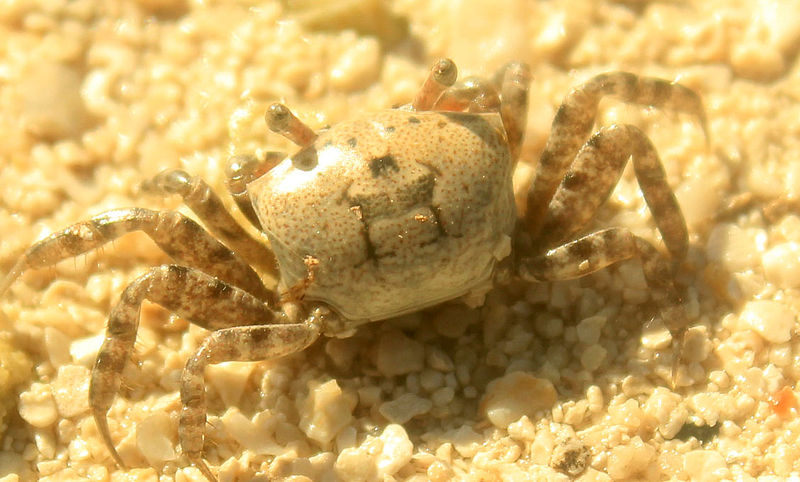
(253, 109), (515, 322)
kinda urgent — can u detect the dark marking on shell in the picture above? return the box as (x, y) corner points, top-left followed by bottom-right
(369, 155), (400, 178)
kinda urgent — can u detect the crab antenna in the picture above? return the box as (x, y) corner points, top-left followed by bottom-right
(266, 103), (317, 147)
(412, 58), (458, 111)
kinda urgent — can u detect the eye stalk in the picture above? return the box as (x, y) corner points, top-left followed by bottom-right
(266, 103), (317, 147)
(412, 58), (457, 111)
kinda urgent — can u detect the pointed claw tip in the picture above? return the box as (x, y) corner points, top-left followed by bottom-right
(0, 259), (26, 298)
(193, 457), (218, 482)
(93, 410), (127, 469)
(670, 329), (686, 391)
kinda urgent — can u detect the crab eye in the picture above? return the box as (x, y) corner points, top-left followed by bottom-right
(266, 103), (317, 147)
(290, 145), (318, 171)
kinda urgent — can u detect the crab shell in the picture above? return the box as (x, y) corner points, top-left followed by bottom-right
(249, 109), (516, 322)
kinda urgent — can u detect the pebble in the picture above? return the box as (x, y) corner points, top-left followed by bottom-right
(762, 242), (800, 288)
(576, 315), (606, 345)
(580, 345), (607, 372)
(507, 416), (536, 441)
(682, 326), (713, 363)
(738, 300), (795, 343)
(419, 369), (444, 392)
(221, 408), (282, 456)
(136, 412), (177, 465)
(43, 328), (71, 367)
(640, 317), (672, 350)
(16, 61), (88, 139)
(69, 333), (104, 368)
(606, 436), (655, 479)
(427, 460), (455, 481)
(18, 383), (58, 428)
(706, 224), (766, 272)
(688, 393), (724, 426)
(426, 347), (455, 372)
(431, 386), (455, 407)
(643, 388), (685, 439)
(298, 380), (356, 445)
(357, 386), (381, 408)
(481, 372), (557, 428)
(375, 424), (413, 476)
(376, 329), (424, 376)
(334, 446), (376, 481)
(50, 365), (90, 418)
(332, 424), (413, 480)
(206, 361), (255, 407)
(449, 425), (483, 458)
(683, 449), (728, 481)
(379, 393), (432, 424)
(586, 385), (604, 413)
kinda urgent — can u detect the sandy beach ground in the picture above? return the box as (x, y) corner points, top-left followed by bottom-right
(1, 0), (800, 480)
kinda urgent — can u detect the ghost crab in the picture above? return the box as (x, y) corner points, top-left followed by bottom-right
(1, 59), (706, 479)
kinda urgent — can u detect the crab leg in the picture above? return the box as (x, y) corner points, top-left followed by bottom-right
(90, 265), (282, 470)
(525, 72), (707, 240)
(533, 124), (688, 260)
(180, 316), (322, 481)
(518, 227), (688, 347)
(0, 208), (274, 304)
(494, 62), (531, 161)
(144, 168), (278, 277)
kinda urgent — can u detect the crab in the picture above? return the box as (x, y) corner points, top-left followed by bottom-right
(1, 58), (706, 480)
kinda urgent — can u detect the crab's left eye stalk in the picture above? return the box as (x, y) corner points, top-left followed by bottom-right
(412, 58), (458, 111)
(266, 103), (317, 147)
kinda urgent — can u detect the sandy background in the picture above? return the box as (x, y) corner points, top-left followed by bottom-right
(1, 0), (800, 480)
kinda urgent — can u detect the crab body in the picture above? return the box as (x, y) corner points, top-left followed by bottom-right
(251, 110), (515, 322)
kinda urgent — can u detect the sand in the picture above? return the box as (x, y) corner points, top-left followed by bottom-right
(1, 0), (799, 480)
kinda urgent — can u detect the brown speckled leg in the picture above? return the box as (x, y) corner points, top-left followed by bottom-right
(0, 208), (275, 305)
(520, 227), (688, 385)
(525, 72), (707, 239)
(180, 316), (322, 481)
(519, 227), (688, 334)
(535, 124), (688, 260)
(90, 265), (321, 481)
(494, 62), (531, 161)
(144, 169), (278, 278)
